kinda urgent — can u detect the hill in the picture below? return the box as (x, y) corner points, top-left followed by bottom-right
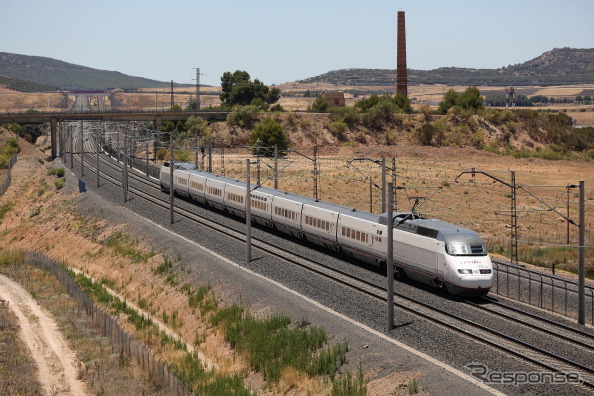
(0, 52), (175, 91)
(0, 75), (60, 92)
(299, 48), (594, 87)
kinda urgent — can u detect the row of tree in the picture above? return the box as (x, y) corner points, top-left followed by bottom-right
(484, 94), (592, 107)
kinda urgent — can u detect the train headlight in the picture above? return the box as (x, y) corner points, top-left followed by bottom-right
(458, 269), (473, 274)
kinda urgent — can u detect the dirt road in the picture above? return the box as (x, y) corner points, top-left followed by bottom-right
(0, 274), (88, 395)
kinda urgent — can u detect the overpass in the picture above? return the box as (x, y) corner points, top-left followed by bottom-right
(0, 110), (229, 159)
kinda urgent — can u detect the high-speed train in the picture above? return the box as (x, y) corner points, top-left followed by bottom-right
(160, 162), (493, 295)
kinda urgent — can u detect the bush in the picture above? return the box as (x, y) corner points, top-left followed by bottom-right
(156, 148), (168, 161)
(54, 179), (64, 190)
(309, 95), (329, 112)
(328, 121), (348, 139)
(329, 106), (359, 127)
(249, 118), (289, 156)
(227, 105), (260, 128)
(415, 123), (436, 146)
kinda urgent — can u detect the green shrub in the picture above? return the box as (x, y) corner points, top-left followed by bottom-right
(227, 105), (260, 128)
(309, 94), (329, 112)
(248, 118), (289, 156)
(156, 148), (168, 161)
(328, 121), (348, 139)
(329, 106), (359, 126)
(54, 179), (64, 190)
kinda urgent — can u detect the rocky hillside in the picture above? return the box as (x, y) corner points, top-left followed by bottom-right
(0, 52), (174, 91)
(208, 109), (593, 161)
(300, 48), (594, 87)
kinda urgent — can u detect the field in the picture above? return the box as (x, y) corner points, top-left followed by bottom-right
(1, 84), (594, 124)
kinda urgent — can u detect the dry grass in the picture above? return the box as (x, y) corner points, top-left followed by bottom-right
(0, 260), (171, 395)
(207, 148), (593, 278)
(0, 300), (42, 395)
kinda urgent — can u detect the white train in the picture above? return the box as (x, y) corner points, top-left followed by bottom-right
(160, 162), (493, 296)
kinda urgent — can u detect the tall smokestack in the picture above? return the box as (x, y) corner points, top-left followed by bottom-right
(397, 11), (407, 97)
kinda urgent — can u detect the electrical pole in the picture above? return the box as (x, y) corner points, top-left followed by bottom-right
(96, 123), (100, 188)
(169, 131), (174, 224)
(274, 144), (278, 190)
(123, 134), (129, 203)
(578, 180), (585, 325)
(195, 67), (201, 110)
(387, 182), (394, 331)
(510, 171), (518, 265)
(79, 120), (84, 177)
(381, 157), (386, 213)
(313, 145), (319, 200)
(246, 159), (252, 264)
(69, 124), (73, 169)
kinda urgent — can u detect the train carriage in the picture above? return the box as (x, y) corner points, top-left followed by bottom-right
(159, 163), (493, 296)
(248, 188), (274, 226)
(204, 176), (226, 211)
(269, 192), (304, 238)
(223, 179), (248, 218)
(337, 211), (384, 264)
(188, 171), (208, 203)
(301, 203), (343, 251)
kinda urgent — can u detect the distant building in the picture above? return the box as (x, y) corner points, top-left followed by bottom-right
(323, 92), (345, 107)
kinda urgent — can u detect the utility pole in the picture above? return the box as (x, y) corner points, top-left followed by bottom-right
(169, 131), (174, 224)
(274, 145), (278, 190)
(386, 183), (395, 331)
(69, 124), (73, 169)
(313, 145), (319, 200)
(123, 134), (129, 203)
(578, 180), (585, 325)
(79, 120), (84, 177)
(96, 123), (101, 188)
(381, 157), (386, 213)
(455, 168), (518, 265)
(194, 67), (201, 110)
(506, 170), (518, 265)
(170, 80), (174, 108)
(246, 159), (252, 264)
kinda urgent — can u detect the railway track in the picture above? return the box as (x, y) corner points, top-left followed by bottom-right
(70, 135), (594, 392)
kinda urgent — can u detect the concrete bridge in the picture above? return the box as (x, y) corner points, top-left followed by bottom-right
(0, 109), (229, 159)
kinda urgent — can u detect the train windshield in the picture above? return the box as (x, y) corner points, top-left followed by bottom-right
(446, 243), (487, 256)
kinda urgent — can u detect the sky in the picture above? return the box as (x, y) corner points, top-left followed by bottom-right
(1, 0), (593, 87)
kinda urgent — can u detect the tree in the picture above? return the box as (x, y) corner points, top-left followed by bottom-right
(185, 116), (210, 139)
(455, 87), (484, 112)
(19, 124), (44, 144)
(248, 118), (289, 156)
(220, 70), (280, 107)
(309, 94), (329, 112)
(437, 89), (458, 114)
(393, 93), (412, 113)
(531, 95), (549, 104)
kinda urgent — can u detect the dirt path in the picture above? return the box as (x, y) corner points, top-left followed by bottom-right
(0, 274), (88, 396)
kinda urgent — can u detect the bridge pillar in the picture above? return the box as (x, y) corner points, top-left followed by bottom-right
(50, 118), (58, 160)
(154, 116), (162, 131)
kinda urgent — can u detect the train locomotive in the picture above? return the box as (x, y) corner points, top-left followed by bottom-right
(160, 162), (493, 296)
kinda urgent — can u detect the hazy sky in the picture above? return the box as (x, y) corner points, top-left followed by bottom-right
(1, 0), (593, 86)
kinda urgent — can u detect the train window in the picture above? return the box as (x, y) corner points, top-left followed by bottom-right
(356, 231), (360, 241)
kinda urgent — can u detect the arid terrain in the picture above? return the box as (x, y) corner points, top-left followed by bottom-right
(0, 91), (593, 394)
